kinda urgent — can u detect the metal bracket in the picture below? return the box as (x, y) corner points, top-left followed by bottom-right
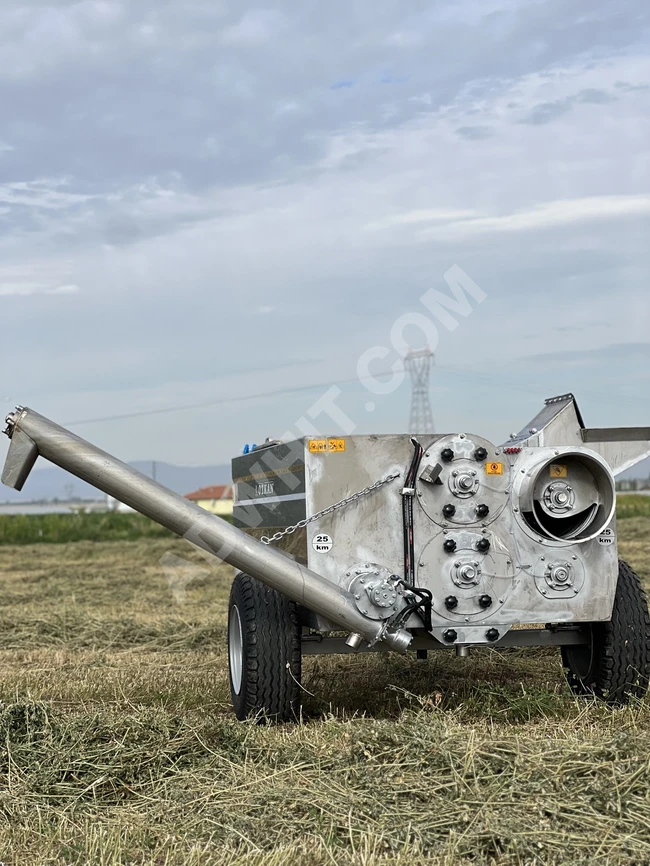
(507, 393), (650, 476)
(1, 427), (39, 491)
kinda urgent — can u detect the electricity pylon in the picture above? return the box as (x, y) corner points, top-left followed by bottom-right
(406, 349), (435, 433)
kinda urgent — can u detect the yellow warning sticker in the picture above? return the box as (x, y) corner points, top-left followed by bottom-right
(486, 462), (503, 475)
(550, 464), (568, 478)
(309, 439), (346, 453)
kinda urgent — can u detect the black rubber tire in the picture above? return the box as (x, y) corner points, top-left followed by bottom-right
(228, 573), (302, 722)
(562, 560), (650, 705)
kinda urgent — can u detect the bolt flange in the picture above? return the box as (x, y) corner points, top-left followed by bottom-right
(3, 407), (24, 438)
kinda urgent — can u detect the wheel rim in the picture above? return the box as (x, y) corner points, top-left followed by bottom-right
(229, 604), (244, 695)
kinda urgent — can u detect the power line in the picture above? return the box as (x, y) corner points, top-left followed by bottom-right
(64, 371), (402, 427)
(62, 357), (566, 429)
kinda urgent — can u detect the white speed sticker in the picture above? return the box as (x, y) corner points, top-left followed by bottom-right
(312, 533), (333, 553)
(598, 527), (615, 545)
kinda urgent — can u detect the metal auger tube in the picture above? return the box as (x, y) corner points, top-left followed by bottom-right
(1, 408), (411, 652)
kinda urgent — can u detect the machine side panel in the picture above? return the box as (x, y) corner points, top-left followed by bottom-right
(305, 435), (439, 584)
(232, 441), (306, 531)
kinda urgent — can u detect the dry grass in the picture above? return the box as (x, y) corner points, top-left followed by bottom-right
(0, 521), (648, 865)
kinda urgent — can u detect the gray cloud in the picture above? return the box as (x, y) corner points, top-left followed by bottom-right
(456, 125), (493, 140)
(519, 87), (617, 125)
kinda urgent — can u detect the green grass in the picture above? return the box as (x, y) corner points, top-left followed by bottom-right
(616, 494), (650, 520)
(0, 523), (647, 864)
(0, 512), (176, 545)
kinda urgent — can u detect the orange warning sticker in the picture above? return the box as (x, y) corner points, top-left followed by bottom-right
(309, 439), (327, 453)
(486, 462), (503, 475)
(550, 464), (568, 478)
(328, 438), (346, 452)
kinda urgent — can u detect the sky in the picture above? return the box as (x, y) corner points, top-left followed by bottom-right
(0, 0), (648, 470)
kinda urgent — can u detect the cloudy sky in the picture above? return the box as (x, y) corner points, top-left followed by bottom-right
(0, 0), (648, 470)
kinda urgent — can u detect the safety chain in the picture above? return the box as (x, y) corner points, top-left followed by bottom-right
(261, 472), (401, 545)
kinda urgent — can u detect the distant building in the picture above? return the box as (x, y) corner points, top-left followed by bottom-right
(184, 484), (234, 516)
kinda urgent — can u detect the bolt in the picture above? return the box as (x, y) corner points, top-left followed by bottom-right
(572, 555), (577, 560)
(354, 594), (361, 600)
(419, 561), (425, 568)
(474, 447), (488, 461)
(476, 538), (491, 553)
(452, 470), (458, 477)
(443, 629), (457, 643)
(359, 578), (365, 584)
(513, 507), (519, 513)
(478, 594), (492, 609)
(443, 538), (457, 553)
(498, 598), (504, 604)
(476, 504), (489, 519)
(445, 595), (458, 610)
(541, 589), (547, 595)
(541, 556), (545, 561)
(441, 448), (454, 462)
(486, 628), (500, 642)
(465, 617), (470, 622)
(443, 503), (456, 518)
(573, 588), (579, 594)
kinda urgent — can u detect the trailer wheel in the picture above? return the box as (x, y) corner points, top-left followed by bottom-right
(562, 560), (650, 705)
(228, 572), (302, 722)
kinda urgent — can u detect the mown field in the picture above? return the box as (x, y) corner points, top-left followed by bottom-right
(0, 511), (648, 865)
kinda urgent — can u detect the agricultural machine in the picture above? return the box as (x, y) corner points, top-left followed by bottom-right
(3, 394), (650, 721)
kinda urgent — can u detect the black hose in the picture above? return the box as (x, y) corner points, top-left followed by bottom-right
(402, 437), (424, 586)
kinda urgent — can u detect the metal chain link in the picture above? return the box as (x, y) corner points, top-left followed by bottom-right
(261, 472), (401, 545)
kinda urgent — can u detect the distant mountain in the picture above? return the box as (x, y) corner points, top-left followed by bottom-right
(0, 460), (232, 503)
